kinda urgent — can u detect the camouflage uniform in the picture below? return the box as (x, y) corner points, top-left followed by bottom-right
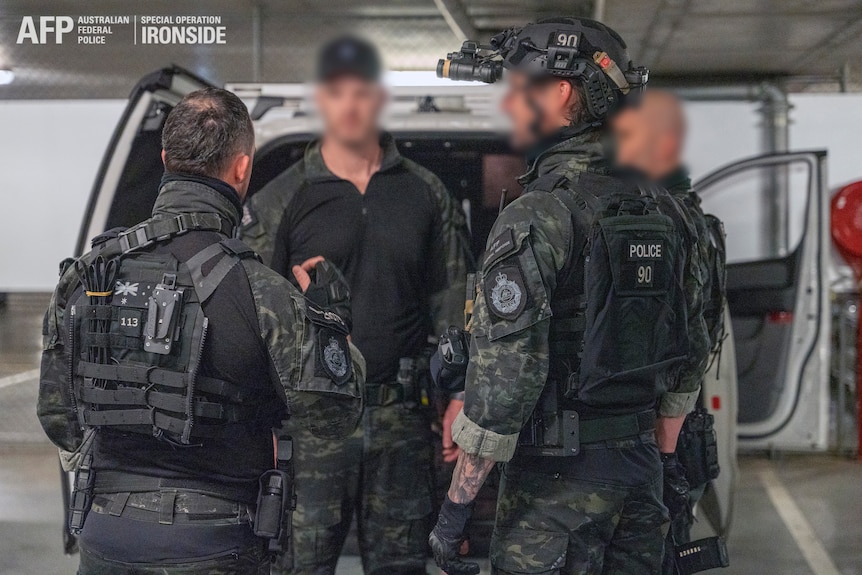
(661, 168), (719, 574)
(241, 135), (471, 575)
(38, 178), (365, 575)
(450, 129), (704, 574)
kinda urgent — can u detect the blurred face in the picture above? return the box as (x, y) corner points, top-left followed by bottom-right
(501, 72), (573, 151)
(612, 92), (686, 181)
(315, 75), (385, 146)
(612, 107), (656, 177)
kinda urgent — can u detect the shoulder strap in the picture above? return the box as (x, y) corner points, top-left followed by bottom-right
(186, 239), (259, 303)
(89, 213), (234, 261)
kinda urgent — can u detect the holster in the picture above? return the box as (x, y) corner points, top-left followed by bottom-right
(254, 437), (296, 562)
(68, 450), (95, 534)
(677, 407), (720, 487)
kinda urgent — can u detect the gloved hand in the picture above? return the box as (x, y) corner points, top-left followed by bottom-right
(292, 257), (352, 333)
(430, 326), (470, 394)
(661, 452), (691, 521)
(429, 496), (479, 575)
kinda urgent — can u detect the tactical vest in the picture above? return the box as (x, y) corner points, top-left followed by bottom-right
(69, 213), (267, 445)
(702, 211), (727, 350)
(519, 172), (690, 455)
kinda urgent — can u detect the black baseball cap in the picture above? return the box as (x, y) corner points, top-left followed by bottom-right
(317, 35), (382, 82)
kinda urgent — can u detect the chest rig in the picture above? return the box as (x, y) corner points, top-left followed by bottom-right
(70, 213), (265, 446)
(519, 172), (690, 456)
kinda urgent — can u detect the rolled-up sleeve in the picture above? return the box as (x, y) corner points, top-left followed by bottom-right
(454, 193), (572, 462)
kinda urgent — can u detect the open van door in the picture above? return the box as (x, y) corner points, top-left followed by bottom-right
(76, 66), (215, 255)
(696, 151), (830, 451)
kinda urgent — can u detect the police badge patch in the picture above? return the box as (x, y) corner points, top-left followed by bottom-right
(485, 265), (527, 320)
(316, 328), (352, 385)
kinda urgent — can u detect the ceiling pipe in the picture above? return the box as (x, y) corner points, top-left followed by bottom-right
(432, 0), (477, 42)
(251, 3), (263, 83)
(593, 0), (607, 22)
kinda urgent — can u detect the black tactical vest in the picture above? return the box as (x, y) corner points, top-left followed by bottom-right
(536, 172), (690, 415)
(69, 214), (266, 445)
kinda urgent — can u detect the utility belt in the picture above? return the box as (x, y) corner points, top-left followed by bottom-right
(365, 356), (432, 408)
(69, 439), (296, 562)
(90, 490), (253, 526)
(518, 409), (656, 457)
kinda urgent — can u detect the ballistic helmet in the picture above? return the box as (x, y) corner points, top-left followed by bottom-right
(438, 17), (648, 122)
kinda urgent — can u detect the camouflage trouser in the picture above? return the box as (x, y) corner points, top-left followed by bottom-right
(491, 432), (667, 575)
(78, 542), (269, 574)
(274, 404), (435, 575)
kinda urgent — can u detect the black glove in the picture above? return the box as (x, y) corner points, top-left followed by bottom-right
(302, 260), (352, 333)
(429, 496), (479, 575)
(430, 326), (470, 394)
(662, 452), (691, 521)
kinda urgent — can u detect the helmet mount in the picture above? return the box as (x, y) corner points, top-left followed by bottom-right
(437, 17), (648, 123)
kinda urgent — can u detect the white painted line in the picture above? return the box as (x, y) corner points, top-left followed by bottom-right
(0, 368), (40, 390)
(758, 466), (841, 575)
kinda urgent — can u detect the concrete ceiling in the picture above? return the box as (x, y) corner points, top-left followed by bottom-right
(0, 0), (860, 99)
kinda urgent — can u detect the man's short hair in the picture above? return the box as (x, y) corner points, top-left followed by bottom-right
(161, 87), (254, 179)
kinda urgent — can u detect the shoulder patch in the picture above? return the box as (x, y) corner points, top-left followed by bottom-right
(483, 229), (517, 269)
(485, 265), (527, 321)
(316, 328), (352, 385)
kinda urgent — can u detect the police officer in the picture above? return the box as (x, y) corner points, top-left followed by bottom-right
(37, 88), (365, 575)
(241, 36), (472, 575)
(429, 18), (708, 574)
(614, 90), (728, 573)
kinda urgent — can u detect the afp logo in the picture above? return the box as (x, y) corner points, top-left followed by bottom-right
(17, 16), (75, 44)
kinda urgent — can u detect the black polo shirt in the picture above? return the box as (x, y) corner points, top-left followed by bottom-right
(264, 137), (448, 383)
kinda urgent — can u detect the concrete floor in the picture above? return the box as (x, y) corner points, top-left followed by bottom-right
(2, 294), (861, 575)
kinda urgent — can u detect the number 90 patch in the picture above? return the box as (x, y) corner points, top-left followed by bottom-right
(618, 239), (670, 294)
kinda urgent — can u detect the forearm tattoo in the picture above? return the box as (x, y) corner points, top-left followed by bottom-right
(447, 451), (496, 504)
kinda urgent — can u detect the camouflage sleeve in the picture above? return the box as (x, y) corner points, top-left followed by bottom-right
(243, 259), (365, 439)
(453, 192), (573, 462)
(37, 262), (85, 452)
(405, 159), (474, 335)
(660, 201), (710, 417)
(239, 163), (304, 270)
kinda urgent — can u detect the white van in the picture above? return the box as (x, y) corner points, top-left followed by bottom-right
(76, 66), (832, 540)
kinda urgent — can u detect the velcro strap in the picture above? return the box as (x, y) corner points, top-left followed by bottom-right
(79, 359), (254, 406)
(83, 332), (112, 347)
(159, 490), (177, 525)
(579, 410), (656, 444)
(529, 173), (568, 194)
(219, 238), (259, 260)
(82, 408), (154, 427)
(82, 406), (241, 440)
(108, 492), (130, 516)
(78, 362), (186, 387)
(79, 385), (236, 420)
(80, 304), (114, 320)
